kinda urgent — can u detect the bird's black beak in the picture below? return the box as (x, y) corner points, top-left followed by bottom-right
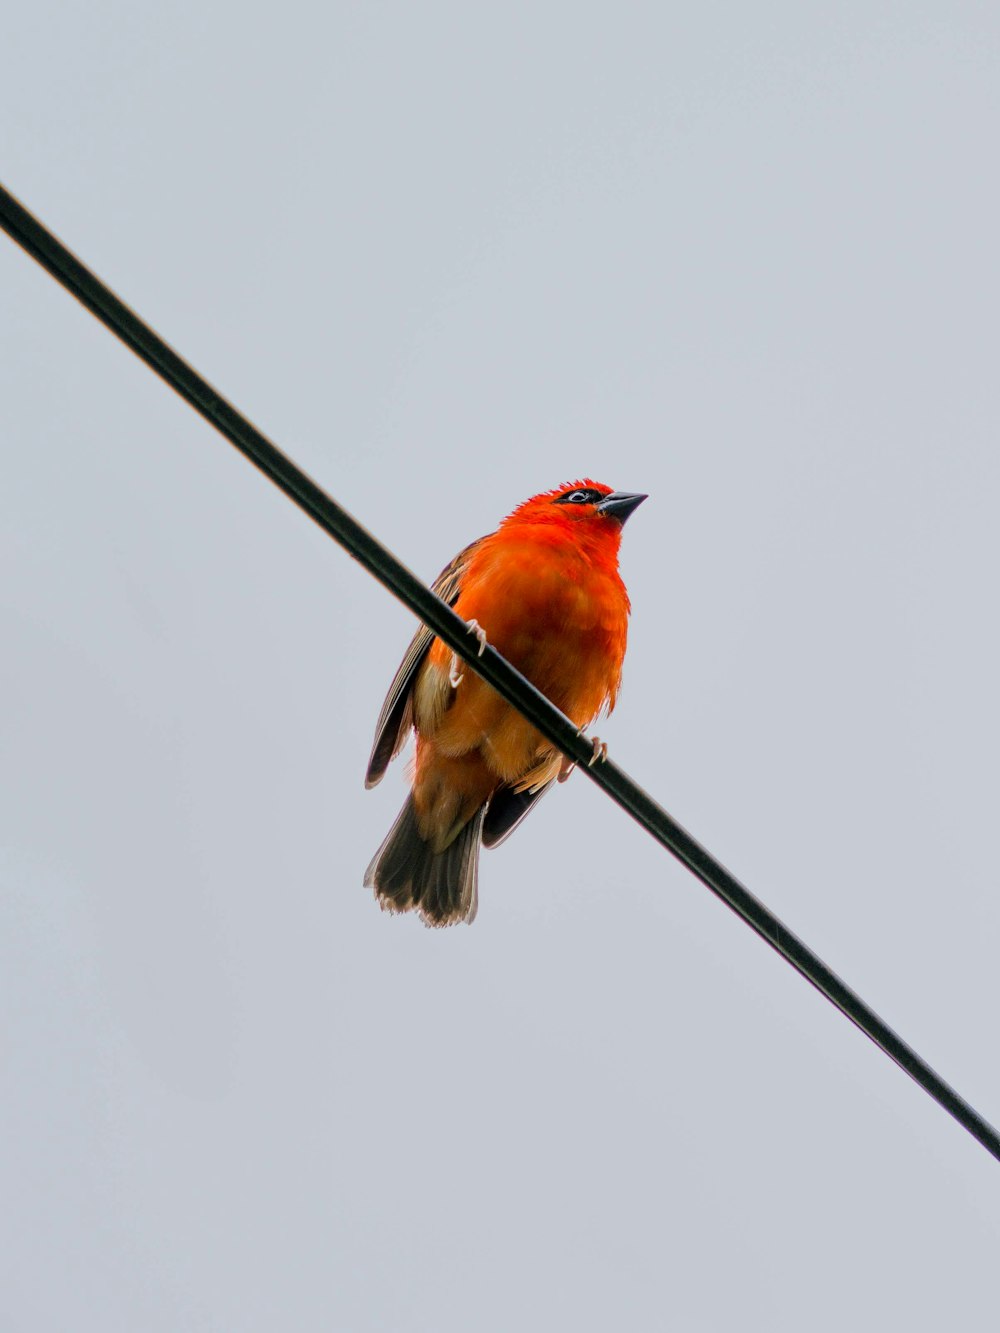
(597, 491), (648, 525)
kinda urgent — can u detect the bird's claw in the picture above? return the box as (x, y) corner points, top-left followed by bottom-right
(578, 731), (608, 768)
(467, 619), (487, 656)
(560, 732), (607, 781)
(450, 619), (489, 687)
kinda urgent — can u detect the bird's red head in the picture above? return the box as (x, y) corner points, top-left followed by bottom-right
(501, 479), (648, 539)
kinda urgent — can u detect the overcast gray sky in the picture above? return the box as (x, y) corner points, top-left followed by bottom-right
(3, 3), (1000, 1329)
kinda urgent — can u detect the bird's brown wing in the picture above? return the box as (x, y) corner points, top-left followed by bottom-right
(481, 780), (555, 848)
(364, 539), (481, 788)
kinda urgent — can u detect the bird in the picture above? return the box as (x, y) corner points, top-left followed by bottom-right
(364, 479), (646, 927)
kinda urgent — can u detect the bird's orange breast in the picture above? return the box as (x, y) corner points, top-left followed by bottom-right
(422, 528), (629, 785)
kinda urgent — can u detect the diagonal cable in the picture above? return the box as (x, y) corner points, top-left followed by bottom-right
(2, 179), (998, 1163)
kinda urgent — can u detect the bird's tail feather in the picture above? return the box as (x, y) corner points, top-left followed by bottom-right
(364, 795), (485, 927)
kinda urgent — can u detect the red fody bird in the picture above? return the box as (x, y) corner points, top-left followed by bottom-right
(364, 480), (646, 926)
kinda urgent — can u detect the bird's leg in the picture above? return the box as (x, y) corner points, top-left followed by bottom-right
(449, 619), (488, 688)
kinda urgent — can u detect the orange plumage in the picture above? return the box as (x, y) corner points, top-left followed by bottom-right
(364, 480), (646, 926)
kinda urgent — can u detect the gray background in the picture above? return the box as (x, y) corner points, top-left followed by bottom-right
(3, 3), (999, 1329)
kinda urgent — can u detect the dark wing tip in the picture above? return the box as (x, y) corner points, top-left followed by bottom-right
(481, 781), (553, 849)
(364, 736), (394, 788)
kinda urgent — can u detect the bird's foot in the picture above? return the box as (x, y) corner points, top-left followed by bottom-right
(581, 731), (608, 768)
(559, 732), (608, 782)
(467, 619), (487, 655)
(449, 619), (489, 687)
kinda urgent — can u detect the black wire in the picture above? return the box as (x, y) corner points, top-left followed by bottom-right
(2, 179), (998, 1163)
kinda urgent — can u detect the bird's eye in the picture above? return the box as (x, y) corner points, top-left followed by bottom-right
(554, 488), (603, 506)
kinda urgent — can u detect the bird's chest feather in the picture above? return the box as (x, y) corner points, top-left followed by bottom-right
(455, 538), (628, 712)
